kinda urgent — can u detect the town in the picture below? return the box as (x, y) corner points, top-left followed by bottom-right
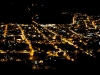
(0, 13), (100, 70)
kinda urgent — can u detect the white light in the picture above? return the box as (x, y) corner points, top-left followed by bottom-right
(99, 42), (100, 45)
(35, 61), (37, 64)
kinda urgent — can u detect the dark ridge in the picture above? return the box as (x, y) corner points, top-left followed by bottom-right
(35, 14), (73, 24)
(0, 61), (32, 74)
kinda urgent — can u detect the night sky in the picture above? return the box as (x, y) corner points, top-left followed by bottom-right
(0, 0), (99, 23)
(44, 0), (99, 14)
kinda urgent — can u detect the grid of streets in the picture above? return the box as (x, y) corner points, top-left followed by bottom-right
(0, 13), (100, 69)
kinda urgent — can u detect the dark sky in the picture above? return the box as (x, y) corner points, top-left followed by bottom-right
(0, 0), (99, 23)
(0, 0), (99, 13)
(0, 0), (32, 23)
(44, 0), (99, 14)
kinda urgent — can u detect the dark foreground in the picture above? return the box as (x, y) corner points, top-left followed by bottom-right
(0, 58), (99, 74)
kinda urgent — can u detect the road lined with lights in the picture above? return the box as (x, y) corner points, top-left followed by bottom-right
(0, 50), (6, 53)
(18, 25), (35, 60)
(4, 24), (8, 37)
